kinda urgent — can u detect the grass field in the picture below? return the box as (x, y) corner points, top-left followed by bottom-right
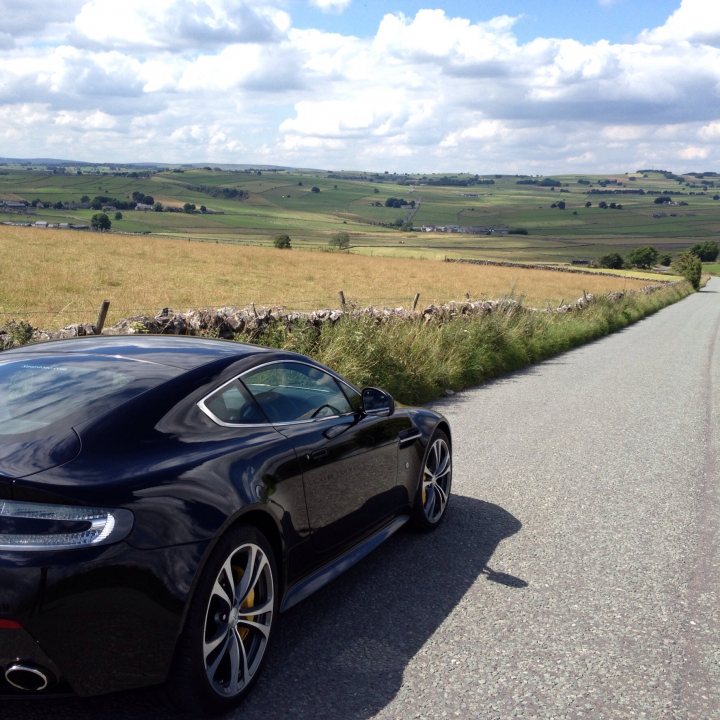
(1, 165), (718, 264)
(0, 225), (658, 330)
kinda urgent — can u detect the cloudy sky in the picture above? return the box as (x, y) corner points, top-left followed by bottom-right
(1, 0), (719, 173)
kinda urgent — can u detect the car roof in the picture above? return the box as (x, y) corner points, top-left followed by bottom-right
(1, 335), (270, 370)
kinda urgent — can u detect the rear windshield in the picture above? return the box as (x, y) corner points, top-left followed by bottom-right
(0, 354), (182, 435)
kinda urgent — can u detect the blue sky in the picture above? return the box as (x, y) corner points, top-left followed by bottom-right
(292, 0), (681, 44)
(1, 0), (719, 173)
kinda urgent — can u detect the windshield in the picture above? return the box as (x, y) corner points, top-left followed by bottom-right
(0, 354), (182, 436)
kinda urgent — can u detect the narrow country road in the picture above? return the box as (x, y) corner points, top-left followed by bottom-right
(11, 280), (720, 720)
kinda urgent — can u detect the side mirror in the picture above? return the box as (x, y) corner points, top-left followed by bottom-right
(361, 387), (395, 416)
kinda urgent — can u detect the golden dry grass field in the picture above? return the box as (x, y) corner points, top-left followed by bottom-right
(0, 226), (657, 330)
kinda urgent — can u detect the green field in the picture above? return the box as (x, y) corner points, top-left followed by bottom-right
(1, 164), (718, 263)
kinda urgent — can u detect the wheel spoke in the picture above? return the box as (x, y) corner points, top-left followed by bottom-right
(237, 609), (273, 642)
(212, 557), (235, 608)
(433, 482), (448, 514)
(226, 630), (243, 694)
(235, 546), (269, 606)
(435, 448), (451, 478)
(203, 626), (229, 662)
(205, 631), (231, 678)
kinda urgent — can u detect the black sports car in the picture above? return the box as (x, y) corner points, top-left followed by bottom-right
(0, 335), (452, 713)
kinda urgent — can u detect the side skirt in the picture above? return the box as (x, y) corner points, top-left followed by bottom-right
(280, 514), (409, 612)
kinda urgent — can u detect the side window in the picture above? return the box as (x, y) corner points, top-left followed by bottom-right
(242, 362), (353, 423)
(201, 380), (267, 425)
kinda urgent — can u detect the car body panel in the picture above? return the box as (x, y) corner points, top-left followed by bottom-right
(0, 336), (450, 698)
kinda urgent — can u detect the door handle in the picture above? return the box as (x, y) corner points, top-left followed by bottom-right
(306, 449), (329, 461)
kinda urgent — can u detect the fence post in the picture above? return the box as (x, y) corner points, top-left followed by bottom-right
(95, 300), (110, 334)
(412, 293), (420, 311)
(338, 290), (346, 310)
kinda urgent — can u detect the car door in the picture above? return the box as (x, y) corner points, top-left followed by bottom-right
(241, 361), (410, 555)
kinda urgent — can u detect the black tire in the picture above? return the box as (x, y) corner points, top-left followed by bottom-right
(166, 524), (278, 716)
(410, 429), (452, 531)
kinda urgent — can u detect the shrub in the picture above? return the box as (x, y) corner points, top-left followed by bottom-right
(674, 252), (702, 290)
(273, 234), (292, 249)
(329, 231), (350, 249)
(1, 319), (33, 348)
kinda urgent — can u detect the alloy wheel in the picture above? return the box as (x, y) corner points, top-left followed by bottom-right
(422, 436), (452, 523)
(202, 542), (274, 698)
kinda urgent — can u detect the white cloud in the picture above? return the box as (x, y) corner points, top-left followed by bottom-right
(280, 93), (410, 139)
(699, 121), (720, 140)
(639, 0), (720, 47)
(678, 145), (710, 160)
(73, 0), (290, 50)
(55, 109), (117, 130)
(309, 0), (351, 12)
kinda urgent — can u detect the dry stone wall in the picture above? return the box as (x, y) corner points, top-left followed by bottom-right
(0, 283), (672, 350)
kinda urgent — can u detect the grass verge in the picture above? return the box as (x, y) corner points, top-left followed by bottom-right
(254, 282), (694, 404)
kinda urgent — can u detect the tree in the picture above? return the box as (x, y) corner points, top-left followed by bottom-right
(311, 186), (320, 193)
(273, 234), (292, 249)
(626, 245), (659, 268)
(200, 205), (207, 213)
(153, 202), (164, 212)
(674, 251), (702, 290)
(654, 195), (672, 204)
(114, 211), (123, 220)
(91, 213), (111, 231)
(183, 202), (196, 213)
(329, 231), (350, 249)
(689, 240), (719, 262)
(597, 253), (624, 269)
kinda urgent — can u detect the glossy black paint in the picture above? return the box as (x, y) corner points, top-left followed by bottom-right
(0, 336), (449, 697)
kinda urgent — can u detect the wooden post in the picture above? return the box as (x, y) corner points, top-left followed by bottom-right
(412, 293), (420, 311)
(95, 300), (110, 334)
(338, 290), (346, 309)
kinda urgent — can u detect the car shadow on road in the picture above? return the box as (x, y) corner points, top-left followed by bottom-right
(7, 496), (523, 720)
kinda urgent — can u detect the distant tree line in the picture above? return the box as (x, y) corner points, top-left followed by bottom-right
(185, 184), (248, 201)
(516, 177), (562, 187)
(384, 197), (415, 208)
(595, 241), (717, 288)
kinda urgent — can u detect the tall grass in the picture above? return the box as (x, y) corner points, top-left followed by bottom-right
(255, 282), (693, 404)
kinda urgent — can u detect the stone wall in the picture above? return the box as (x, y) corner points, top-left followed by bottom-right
(0, 283), (673, 350)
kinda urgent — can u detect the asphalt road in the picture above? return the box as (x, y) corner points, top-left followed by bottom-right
(10, 279), (720, 719)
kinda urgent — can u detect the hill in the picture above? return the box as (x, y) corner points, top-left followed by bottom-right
(1, 162), (718, 264)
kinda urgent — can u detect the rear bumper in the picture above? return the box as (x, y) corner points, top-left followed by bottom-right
(0, 539), (208, 697)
